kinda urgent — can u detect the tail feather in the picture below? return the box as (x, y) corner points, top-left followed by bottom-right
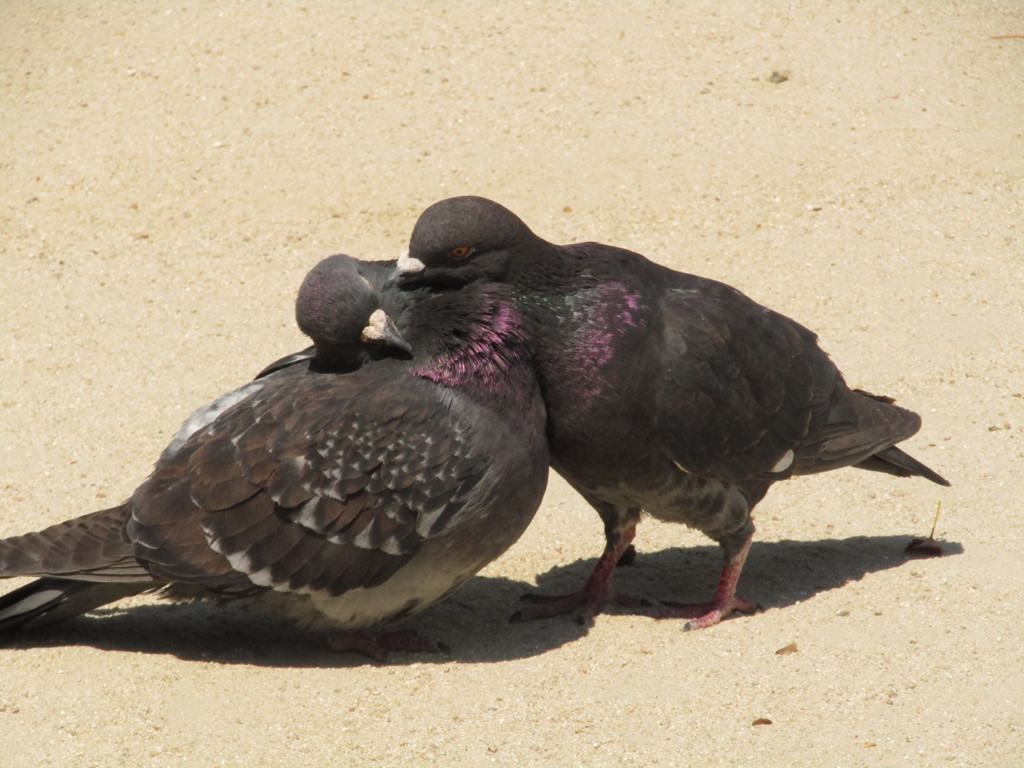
(1, 504), (160, 633)
(0, 504), (150, 581)
(793, 385), (950, 488)
(855, 445), (951, 487)
(0, 577), (153, 632)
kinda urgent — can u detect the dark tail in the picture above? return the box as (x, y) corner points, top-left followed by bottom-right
(0, 578), (152, 632)
(855, 445), (951, 487)
(0, 504), (157, 632)
(795, 387), (950, 487)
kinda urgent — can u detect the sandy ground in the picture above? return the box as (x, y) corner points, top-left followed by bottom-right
(1, 2), (1022, 766)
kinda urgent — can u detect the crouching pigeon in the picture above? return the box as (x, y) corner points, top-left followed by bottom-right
(395, 196), (950, 630)
(0, 253), (548, 658)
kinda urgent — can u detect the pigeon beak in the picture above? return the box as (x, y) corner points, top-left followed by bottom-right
(396, 250), (425, 277)
(361, 309), (413, 354)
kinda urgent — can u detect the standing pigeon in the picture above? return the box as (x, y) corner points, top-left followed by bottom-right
(0, 253), (548, 657)
(396, 196), (949, 630)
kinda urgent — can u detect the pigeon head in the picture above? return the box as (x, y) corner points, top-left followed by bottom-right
(396, 196), (541, 287)
(296, 254), (411, 369)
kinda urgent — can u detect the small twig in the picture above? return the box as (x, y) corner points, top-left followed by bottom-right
(990, 34), (1024, 39)
(927, 501), (942, 540)
(906, 501), (944, 557)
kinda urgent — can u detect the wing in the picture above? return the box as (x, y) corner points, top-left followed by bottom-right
(656, 277), (924, 481)
(795, 386), (924, 475)
(654, 278), (832, 481)
(128, 367), (491, 598)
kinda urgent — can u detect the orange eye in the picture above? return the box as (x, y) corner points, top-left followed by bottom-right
(450, 246), (473, 260)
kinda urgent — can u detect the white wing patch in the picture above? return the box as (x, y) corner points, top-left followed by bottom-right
(771, 449), (795, 473)
(204, 530), (283, 590)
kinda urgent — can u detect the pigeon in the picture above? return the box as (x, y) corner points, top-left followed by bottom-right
(395, 195), (950, 630)
(0, 253), (548, 657)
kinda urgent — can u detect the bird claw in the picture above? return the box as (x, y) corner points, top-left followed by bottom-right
(653, 596), (762, 630)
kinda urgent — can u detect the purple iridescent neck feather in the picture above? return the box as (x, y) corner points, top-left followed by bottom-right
(414, 299), (532, 396)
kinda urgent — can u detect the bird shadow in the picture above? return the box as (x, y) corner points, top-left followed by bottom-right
(0, 534), (961, 667)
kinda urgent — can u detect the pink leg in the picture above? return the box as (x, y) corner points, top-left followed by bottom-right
(510, 524), (644, 625)
(326, 628), (449, 662)
(655, 531), (760, 630)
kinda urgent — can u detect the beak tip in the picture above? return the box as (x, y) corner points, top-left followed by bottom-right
(362, 309), (413, 354)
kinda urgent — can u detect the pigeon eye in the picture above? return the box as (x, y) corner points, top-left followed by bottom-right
(450, 246), (473, 260)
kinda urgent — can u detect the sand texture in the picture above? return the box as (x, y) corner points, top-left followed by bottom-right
(1, 2), (1022, 766)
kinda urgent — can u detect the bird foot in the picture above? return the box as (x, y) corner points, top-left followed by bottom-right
(647, 530), (759, 630)
(509, 524), (642, 626)
(654, 595), (761, 630)
(510, 588), (649, 626)
(326, 628), (450, 662)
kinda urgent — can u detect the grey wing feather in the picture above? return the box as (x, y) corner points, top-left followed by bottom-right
(130, 371), (490, 598)
(658, 283), (835, 480)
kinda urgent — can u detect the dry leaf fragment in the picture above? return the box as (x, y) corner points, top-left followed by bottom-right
(752, 718), (773, 726)
(775, 642), (798, 655)
(906, 537), (943, 557)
